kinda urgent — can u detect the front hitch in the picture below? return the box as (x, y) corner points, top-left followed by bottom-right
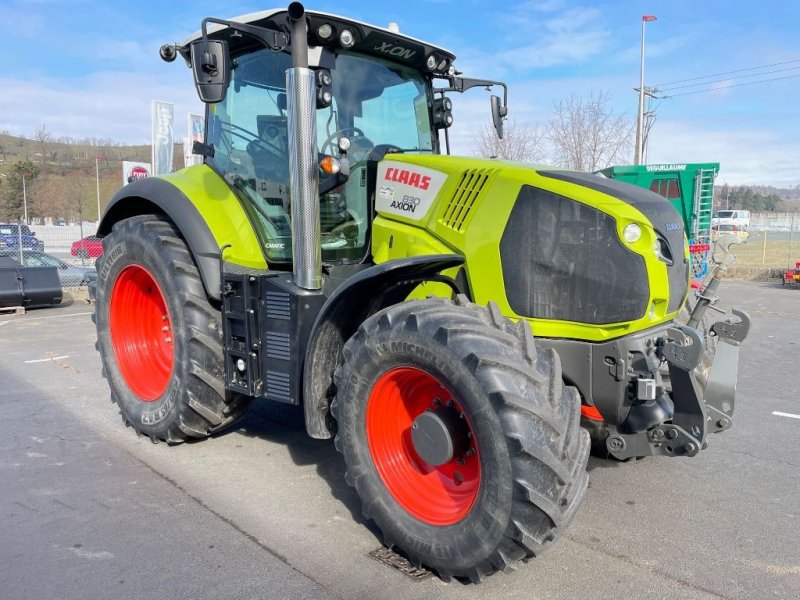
(704, 309), (750, 433)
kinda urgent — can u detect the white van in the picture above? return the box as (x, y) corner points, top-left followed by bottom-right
(712, 209), (750, 230)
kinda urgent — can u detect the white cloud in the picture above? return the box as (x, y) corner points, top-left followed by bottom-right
(445, 87), (800, 187)
(0, 69), (202, 143)
(648, 120), (800, 186)
(454, 5), (610, 77)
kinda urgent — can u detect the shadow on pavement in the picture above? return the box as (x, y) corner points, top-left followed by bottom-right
(217, 400), (381, 539)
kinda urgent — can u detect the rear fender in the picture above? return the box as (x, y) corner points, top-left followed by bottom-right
(98, 166), (266, 300)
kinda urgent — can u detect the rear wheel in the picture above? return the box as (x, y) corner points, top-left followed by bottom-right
(94, 215), (251, 443)
(333, 297), (589, 581)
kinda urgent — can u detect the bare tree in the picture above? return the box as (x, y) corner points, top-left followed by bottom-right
(34, 124), (52, 166)
(546, 91), (634, 171)
(475, 120), (546, 163)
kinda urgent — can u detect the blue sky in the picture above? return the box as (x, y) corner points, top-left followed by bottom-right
(1, 0), (798, 185)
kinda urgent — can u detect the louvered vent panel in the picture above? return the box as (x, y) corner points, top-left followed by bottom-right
(440, 169), (495, 231)
(266, 371), (291, 402)
(265, 291), (291, 320)
(265, 332), (291, 361)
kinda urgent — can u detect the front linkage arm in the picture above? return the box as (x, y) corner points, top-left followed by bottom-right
(605, 235), (751, 461)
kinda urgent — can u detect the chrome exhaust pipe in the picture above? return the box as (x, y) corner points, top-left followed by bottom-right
(286, 2), (321, 290)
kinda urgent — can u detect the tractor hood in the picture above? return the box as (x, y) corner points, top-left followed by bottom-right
(371, 154), (689, 342)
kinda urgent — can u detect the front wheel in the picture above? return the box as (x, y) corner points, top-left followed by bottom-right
(94, 215), (251, 443)
(333, 297), (589, 582)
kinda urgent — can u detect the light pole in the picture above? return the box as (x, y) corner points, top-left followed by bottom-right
(635, 15), (657, 165)
(22, 173), (28, 224)
(95, 156), (103, 222)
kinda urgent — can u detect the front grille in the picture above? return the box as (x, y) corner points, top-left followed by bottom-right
(538, 170), (689, 311)
(440, 169), (495, 231)
(500, 185), (649, 324)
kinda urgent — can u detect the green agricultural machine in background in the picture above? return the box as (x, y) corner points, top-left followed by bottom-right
(92, 4), (750, 582)
(599, 162), (719, 285)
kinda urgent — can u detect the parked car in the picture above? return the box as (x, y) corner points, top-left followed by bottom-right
(0, 223), (45, 252)
(712, 209), (750, 231)
(0, 250), (96, 287)
(712, 223), (749, 243)
(71, 235), (103, 258)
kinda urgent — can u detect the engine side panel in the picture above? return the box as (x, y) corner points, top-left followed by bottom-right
(371, 154), (688, 342)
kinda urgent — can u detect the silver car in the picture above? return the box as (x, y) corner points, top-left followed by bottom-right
(0, 250), (96, 287)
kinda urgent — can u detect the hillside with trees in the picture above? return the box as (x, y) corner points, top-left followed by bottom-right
(0, 128), (183, 223)
(714, 182), (798, 212)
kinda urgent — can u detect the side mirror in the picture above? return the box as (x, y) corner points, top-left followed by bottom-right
(189, 39), (231, 104)
(490, 95), (508, 140)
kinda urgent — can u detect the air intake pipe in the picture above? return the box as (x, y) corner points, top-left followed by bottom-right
(286, 2), (322, 290)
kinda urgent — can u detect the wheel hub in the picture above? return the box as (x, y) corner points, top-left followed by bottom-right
(366, 367), (481, 525)
(411, 407), (469, 467)
(109, 264), (174, 401)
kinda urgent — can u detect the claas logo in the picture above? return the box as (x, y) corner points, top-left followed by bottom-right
(384, 167), (431, 191)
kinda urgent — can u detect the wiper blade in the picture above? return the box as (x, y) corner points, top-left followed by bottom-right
(385, 147), (434, 154)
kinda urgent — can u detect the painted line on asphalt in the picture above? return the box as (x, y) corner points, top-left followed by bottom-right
(0, 311), (92, 325)
(24, 355), (70, 364)
(772, 411), (800, 420)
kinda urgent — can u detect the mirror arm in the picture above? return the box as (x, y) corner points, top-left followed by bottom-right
(435, 77), (508, 109)
(199, 17), (289, 52)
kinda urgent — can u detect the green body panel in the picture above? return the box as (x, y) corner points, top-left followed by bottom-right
(373, 154), (687, 342)
(159, 165), (267, 270)
(598, 163), (719, 241)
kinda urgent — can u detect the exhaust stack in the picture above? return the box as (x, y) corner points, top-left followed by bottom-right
(286, 2), (322, 290)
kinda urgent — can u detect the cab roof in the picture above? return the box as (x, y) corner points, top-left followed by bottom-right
(182, 8), (456, 75)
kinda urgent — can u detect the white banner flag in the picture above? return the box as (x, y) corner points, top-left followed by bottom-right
(122, 161), (152, 186)
(151, 100), (174, 175)
(185, 113), (205, 167)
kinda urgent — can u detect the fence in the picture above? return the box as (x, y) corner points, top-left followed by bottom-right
(0, 219), (100, 289)
(748, 212), (799, 232)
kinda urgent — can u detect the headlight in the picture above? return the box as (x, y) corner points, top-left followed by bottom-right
(622, 223), (642, 243)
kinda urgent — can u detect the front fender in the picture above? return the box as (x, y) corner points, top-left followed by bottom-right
(303, 254), (465, 439)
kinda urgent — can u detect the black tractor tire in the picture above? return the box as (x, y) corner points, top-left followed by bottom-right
(332, 296), (590, 582)
(94, 215), (251, 443)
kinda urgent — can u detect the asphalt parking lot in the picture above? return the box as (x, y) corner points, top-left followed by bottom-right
(1, 280), (798, 600)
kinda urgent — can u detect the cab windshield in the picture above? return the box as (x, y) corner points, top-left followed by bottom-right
(207, 48), (434, 264)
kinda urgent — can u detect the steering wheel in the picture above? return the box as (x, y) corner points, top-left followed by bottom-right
(320, 126), (370, 156)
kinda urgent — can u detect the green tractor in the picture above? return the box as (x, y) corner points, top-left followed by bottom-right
(93, 3), (749, 582)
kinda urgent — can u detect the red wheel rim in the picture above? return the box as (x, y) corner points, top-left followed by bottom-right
(109, 265), (174, 401)
(366, 367), (481, 526)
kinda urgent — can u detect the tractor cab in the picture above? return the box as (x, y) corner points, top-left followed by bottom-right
(173, 7), (505, 267)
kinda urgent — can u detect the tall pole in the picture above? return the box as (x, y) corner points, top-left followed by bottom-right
(22, 174), (28, 224)
(95, 157), (101, 221)
(635, 16), (657, 165)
